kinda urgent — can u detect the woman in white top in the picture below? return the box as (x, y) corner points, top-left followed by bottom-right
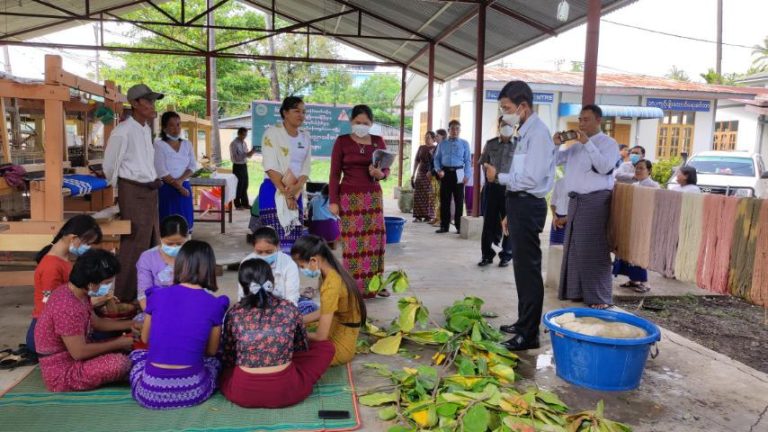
(670, 166), (701, 194)
(613, 159), (659, 293)
(154, 111), (197, 230)
(258, 96), (312, 252)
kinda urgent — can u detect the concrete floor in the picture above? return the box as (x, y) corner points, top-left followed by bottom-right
(1, 200), (767, 431)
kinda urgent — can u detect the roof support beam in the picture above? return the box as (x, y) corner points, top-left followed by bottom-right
(213, 8), (357, 53)
(0, 40), (401, 67)
(105, 12), (205, 53)
(582, 0), (601, 105)
(144, 0), (181, 25)
(187, 0), (230, 25)
(31, 0), (80, 17)
(489, 3), (556, 36)
(471, 1), (486, 217)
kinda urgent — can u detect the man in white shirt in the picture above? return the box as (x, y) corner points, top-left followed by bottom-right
(103, 84), (164, 301)
(554, 104), (620, 310)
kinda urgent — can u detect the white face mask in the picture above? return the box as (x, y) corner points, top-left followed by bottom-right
(501, 105), (523, 128)
(351, 124), (371, 138)
(500, 125), (515, 138)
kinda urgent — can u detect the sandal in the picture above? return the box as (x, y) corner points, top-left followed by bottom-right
(589, 303), (613, 310)
(0, 348), (12, 361)
(633, 283), (651, 293)
(0, 354), (37, 370)
(377, 289), (391, 298)
(619, 281), (640, 289)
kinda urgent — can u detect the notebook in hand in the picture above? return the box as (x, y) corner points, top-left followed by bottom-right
(372, 149), (396, 170)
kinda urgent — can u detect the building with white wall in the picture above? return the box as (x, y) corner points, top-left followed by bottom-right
(406, 68), (761, 163)
(715, 72), (768, 160)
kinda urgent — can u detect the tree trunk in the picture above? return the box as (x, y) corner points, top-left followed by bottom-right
(266, 14), (280, 100)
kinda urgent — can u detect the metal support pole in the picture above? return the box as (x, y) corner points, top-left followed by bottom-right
(471, 3), (486, 218)
(427, 42), (435, 133)
(206, 0), (222, 163)
(582, 0), (601, 106)
(398, 66), (406, 188)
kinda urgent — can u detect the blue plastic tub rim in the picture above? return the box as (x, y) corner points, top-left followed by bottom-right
(543, 307), (661, 346)
(385, 216), (406, 224)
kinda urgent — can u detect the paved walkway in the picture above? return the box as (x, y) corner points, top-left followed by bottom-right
(1, 199), (766, 431)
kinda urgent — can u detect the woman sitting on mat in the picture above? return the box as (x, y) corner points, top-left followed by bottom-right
(239, 226), (317, 315)
(291, 235), (366, 366)
(130, 240), (229, 410)
(613, 159), (660, 293)
(35, 249), (133, 392)
(220, 259), (334, 408)
(134, 214), (189, 324)
(27, 215), (103, 358)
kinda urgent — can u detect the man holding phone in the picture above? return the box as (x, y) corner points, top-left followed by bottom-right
(554, 104), (620, 310)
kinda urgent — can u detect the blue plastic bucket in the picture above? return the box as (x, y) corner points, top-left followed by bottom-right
(543, 308), (661, 391)
(384, 216), (406, 244)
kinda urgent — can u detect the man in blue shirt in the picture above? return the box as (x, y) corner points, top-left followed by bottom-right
(485, 80), (555, 351)
(433, 120), (472, 234)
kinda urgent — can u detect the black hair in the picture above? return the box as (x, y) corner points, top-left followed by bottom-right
(246, 226), (280, 246)
(237, 127), (248, 135)
(174, 240), (218, 291)
(321, 184), (330, 199)
(631, 145), (646, 156)
(291, 235), (366, 326)
(160, 214), (189, 239)
(448, 119), (461, 128)
(678, 165), (698, 185)
(619, 144), (629, 151)
(497, 80), (533, 107)
(436, 129), (447, 138)
(160, 111), (181, 141)
(69, 249), (120, 290)
(635, 159), (653, 172)
(279, 96), (304, 119)
(238, 258), (276, 309)
(425, 131), (436, 141)
(351, 104), (374, 122)
(36, 215), (102, 263)
(581, 104), (603, 119)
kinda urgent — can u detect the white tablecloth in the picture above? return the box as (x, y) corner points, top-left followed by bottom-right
(189, 173), (237, 204)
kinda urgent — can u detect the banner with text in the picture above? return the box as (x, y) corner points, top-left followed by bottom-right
(251, 101), (352, 157)
(646, 98), (710, 112)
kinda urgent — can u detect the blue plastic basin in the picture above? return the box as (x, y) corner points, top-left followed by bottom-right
(543, 308), (661, 391)
(384, 216), (406, 244)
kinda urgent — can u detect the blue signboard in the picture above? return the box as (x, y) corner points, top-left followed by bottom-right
(251, 101), (352, 157)
(484, 90), (554, 104)
(646, 98), (710, 112)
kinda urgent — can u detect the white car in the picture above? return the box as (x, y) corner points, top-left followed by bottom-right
(667, 151), (768, 198)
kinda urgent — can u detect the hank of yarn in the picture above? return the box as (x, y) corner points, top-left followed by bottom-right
(674, 193), (705, 283)
(627, 186), (657, 268)
(649, 189), (682, 278)
(728, 198), (762, 300)
(750, 200), (768, 307)
(696, 195), (738, 293)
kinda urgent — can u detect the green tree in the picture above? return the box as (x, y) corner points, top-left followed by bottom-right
(570, 61), (583, 72)
(751, 35), (768, 72)
(100, 0), (343, 115)
(666, 65), (690, 82)
(699, 68), (739, 85)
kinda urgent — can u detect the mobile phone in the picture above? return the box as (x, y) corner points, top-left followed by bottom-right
(318, 410), (351, 419)
(558, 130), (578, 142)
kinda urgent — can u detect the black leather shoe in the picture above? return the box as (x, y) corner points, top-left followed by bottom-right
(498, 258), (510, 268)
(499, 323), (520, 334)
(435, 229), (448, 234)
(477, 258), (493, 267)
(501, 334), (540, 351)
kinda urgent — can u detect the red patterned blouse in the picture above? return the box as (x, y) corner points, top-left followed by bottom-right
(329, 134), (390, 206)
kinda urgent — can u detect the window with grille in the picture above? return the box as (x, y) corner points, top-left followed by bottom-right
(656, 111), (695, 159)
(450, 105), (460, 123)
(420, 112), (428, 139)
(713, 120), (738, 151)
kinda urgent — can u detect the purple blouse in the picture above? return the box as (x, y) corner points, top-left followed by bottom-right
(136, 247), (174, 301)
(145, 284), (229, 367)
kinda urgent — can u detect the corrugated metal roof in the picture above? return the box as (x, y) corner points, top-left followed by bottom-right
(1, 0), (636, 82)
(462, 68), (763, 96)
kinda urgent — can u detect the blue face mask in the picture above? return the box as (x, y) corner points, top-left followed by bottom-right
(88, 282), (112, 298)
(629, 154), (641, 164)
(161, 243), (182, 258)
(69, 243), (91, 256)
(256, 253), (278, 265)
(301, 267), (320, 278)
